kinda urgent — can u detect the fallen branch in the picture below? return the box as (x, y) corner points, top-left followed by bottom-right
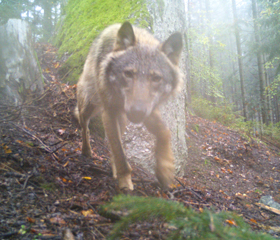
(13, 123), (59, 161)
(255, 202), (280, 215)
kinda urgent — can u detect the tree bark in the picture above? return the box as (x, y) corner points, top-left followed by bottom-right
(252, 0), (267, 124)
(42, 1), (52, 41)
(205, 0), (216, 102)
(0, 19), (43, 104)
(185, 0), (193, 104)
(232, 0), (247, 121)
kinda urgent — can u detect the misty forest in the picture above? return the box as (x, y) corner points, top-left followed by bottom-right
(0, 0), (280, 239)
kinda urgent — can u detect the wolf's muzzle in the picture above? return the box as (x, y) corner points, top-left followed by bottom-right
(126, 101), (147, 123)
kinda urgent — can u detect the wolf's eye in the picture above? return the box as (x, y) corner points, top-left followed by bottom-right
(151, 73), (162, 83)
(123, 70), (134, 79)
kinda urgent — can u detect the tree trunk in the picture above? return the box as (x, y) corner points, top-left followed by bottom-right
(42, 1), (52, 41)
(264, 55), (273, 124)
(232, 0), (247, 121)
(123, 0), (188, 178)
(275, 95), (279, 123)
(198, 0), (208, 99)
(205, 0), (215, 102)
(185, 0), (193, 104)
(0, 19), (43, 104)
(252, 0), (267, 124)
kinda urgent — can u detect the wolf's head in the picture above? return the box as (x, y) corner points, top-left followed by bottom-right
(104, 22), (183, 124)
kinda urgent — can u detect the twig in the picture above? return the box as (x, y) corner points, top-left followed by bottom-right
(0, 232), (18, 238)
(23, 171), (34, 189)
(136, 189), (148, 197)
(60, 69), (73, 82)
(87, 202), (99, 215)
(51, 142), (69, 154)
(0, 163), (22, 175)
(50, 140), (63, 147)
(94, 226), (106, 239)
(255, 203), (280, 215)
(13, 123), (59, 160)
(175, 177), (185, 188)
(175, 178), (205, 202)
(182, 200), (210, 207)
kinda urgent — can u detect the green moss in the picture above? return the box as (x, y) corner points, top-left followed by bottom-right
(54, 0), (151, 84)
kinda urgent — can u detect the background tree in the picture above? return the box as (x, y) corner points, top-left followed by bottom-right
(232, 0), (247, 121)
(0, 0), (61, 41)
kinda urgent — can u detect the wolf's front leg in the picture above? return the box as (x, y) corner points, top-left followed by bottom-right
(144, 109), (175, 188)
(102, 110), (133, 190)
(78, 106), (94, 158)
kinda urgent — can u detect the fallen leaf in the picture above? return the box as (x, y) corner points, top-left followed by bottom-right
(49, 216), (66, 225)
(82, 209), (94, 217)
(161, 192), (168, 199)
(5, 148), (12, 154)
(169, 183), (178, 189)
(58, 129), (65, 135)
(250, 218), (257, 224)
(3, 145), (12, 154)
(26, 217), (36, 223)
(62, 178), (68, 183)
(54, 62), (60, 68)
(225, 219), (237, 226)
(82, 177), (92, 180)
(227, 169), (233, 174)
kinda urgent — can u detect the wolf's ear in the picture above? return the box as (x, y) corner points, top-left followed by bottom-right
(114, 22), (135, 51)
(161, 32), (183, 65)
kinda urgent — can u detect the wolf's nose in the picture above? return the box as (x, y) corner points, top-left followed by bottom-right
(127, 102), (147, 123)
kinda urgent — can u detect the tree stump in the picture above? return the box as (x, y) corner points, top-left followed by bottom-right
(0, 19), (43, 104)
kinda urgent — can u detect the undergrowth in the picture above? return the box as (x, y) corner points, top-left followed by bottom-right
(103, 195), (275, 240)
(191, 97), (280, 143)
(191, 97), (236, 126)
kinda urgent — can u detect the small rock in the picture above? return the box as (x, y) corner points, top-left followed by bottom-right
(259, 195), (280, 210)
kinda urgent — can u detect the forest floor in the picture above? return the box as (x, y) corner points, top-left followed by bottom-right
(0, 43), (280, 240)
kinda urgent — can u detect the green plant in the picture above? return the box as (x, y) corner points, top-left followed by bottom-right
(191, 97), (236, 126)
(263, 122), (280, 142)
(19, 225), (27, 235)
(232, 118), (256, 135)
(255, 189), (262, 195)
(103, 195), (275, 240)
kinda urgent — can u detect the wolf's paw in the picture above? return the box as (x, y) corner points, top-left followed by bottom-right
(155, 162), (175, 189)
(118, 174), (134, 191)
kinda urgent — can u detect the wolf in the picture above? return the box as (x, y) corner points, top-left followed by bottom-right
(75, 22), (183, 190)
